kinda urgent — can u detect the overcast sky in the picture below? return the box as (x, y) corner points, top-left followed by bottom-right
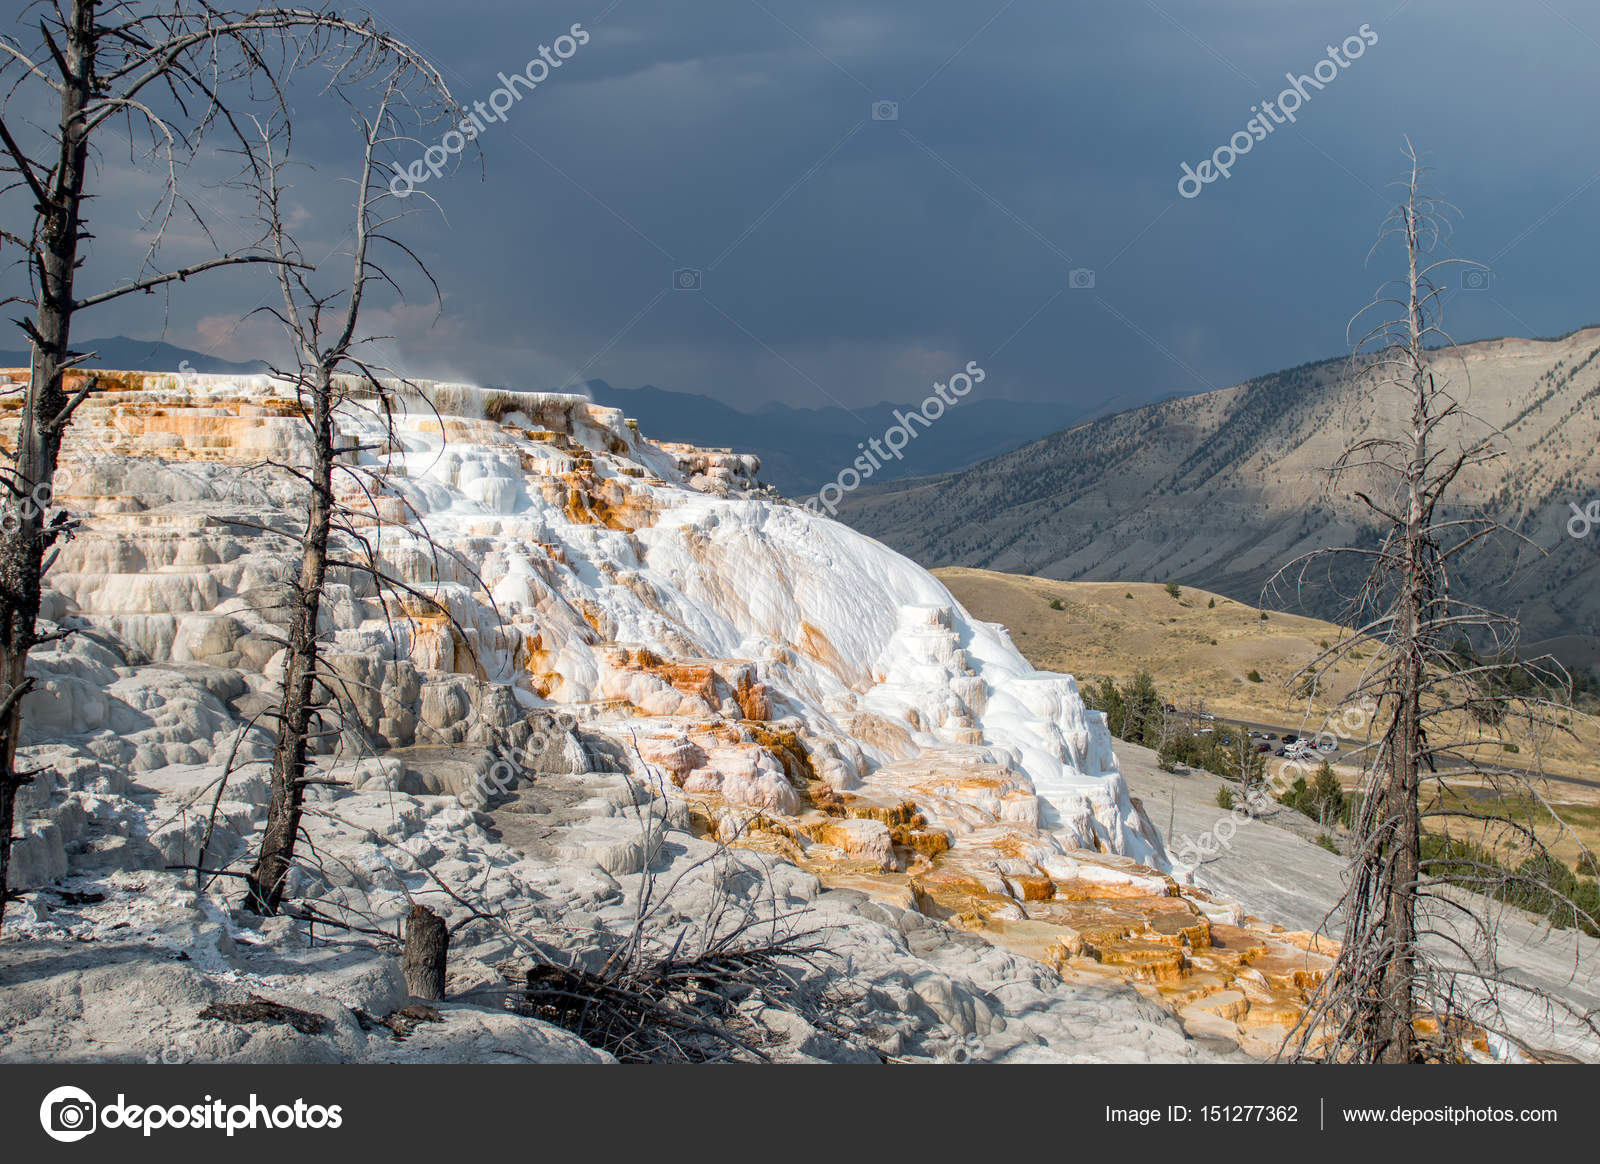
(8, 0), (1600, 414)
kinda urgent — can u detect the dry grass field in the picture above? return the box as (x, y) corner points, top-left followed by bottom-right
(937, 568), (1369, 724)
(938, 567), (1600, 865)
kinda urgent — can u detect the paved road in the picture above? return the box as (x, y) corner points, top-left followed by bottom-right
(1177, 712), (1600, 794)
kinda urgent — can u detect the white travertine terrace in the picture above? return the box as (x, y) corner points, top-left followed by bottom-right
(18, 368), (1162, 869)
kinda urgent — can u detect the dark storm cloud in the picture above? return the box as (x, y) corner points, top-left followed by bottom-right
(10, 0), (1599, 416)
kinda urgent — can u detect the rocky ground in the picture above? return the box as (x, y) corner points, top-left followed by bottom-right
(1115, 740), (1600, 1061)
(0, 725), (1234, 1064)
(4, 591), (1590, 1064)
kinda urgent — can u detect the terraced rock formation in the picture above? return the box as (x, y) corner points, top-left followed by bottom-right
(2, 368), (1341, 1059)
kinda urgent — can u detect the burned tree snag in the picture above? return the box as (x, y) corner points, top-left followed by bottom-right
(401, 905), (449, 1002)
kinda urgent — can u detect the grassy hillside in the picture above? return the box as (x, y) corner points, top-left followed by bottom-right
(849, 327), (1600, 659)
(938, 568), (1600, 812)
(936, 569), (1364, 725)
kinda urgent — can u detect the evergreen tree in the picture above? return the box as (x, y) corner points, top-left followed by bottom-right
(1090, 676), (1126, 738)
(1119, 671), (1162, 746)
(1218, 724), (1266, 804)
(1312, 761), (1345, 824)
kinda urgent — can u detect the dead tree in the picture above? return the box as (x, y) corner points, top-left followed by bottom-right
(1228, 725), (1266, 815)
(401, 904), (449, 1001)
(1273, 142), (1599, 1062)
(0, 1), (462, 930)
(1, 1), (281, 929)
(238, 62), (472, 912)
(0, 0), (463, 928)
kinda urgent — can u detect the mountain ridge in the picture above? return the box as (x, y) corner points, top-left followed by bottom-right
(574, 379), (1084, 495)
(0, 335), (267, 375)
(0, 337), (1084, 495)
(838, 326), (1600, 662)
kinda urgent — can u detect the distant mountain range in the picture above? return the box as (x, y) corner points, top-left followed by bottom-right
(13, 333), (1600, 658)
(0, 336), (267, 376)
(0, 338), (1084, 495)
(838, 327), (1600, 662)
(575, 380), (1083, 495)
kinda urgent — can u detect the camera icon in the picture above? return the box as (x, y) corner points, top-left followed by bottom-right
(1068, 267), (1096, 290)
(40, 1086), (97, 1142)
(1460, 267), (1492, 291)
(672, 268), (703, 292)
(52, 1099), (95, 1132)
(871, 100), (899, 121)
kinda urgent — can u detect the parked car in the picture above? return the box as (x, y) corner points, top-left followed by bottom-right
(1316, 739), (1338, 752)
(1254, 742), (1271, 753)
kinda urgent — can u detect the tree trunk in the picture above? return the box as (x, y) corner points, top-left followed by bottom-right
(245, 368), (335, 913)
(1370, 209), (1431, 1064)
(1375, 637), (1423, 1062)
(401, 904), (449, 1001)
(0, 2), (93, 931)
(1373, 515), (1426, 1061)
